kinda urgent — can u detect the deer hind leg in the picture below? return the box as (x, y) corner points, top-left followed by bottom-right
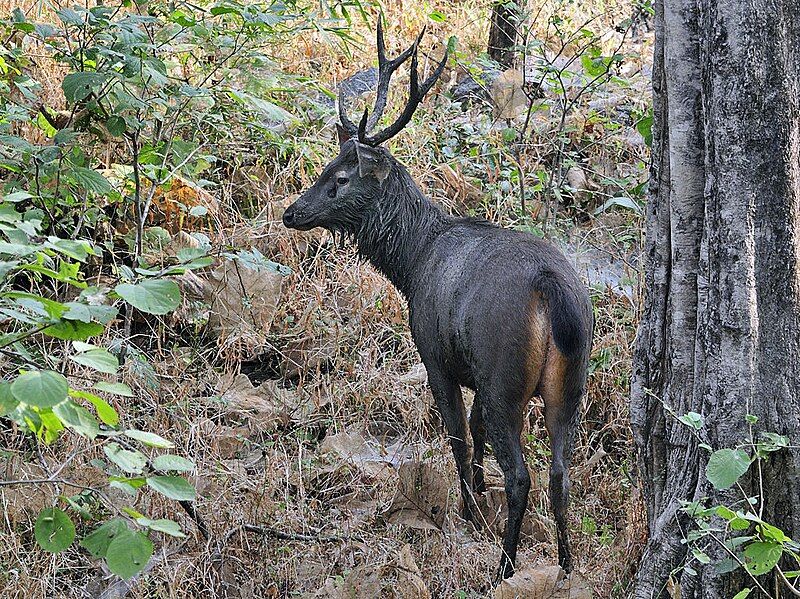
(469, 396), (487, 494)
(480, 388), (530, 582)
(426, 367), (479, 524)
(538, 346), (583, 573)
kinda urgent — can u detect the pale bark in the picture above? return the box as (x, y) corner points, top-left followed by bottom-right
(632, 0), (800, 596)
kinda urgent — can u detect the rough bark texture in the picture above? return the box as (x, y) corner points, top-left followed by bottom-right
(631, 0), (800, 596)
(487, 2), (516, 68)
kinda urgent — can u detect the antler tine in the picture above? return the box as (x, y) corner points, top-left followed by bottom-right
(365, 19), (419, 132)
(361, 33), (449, 147)
(338, 86), (360, 137)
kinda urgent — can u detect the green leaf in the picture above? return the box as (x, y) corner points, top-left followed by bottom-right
(62, 72), (107, 103)
(115, 279), (181, 315)
(678, 412), (704, 430)
(152, 454), (195, 472)
(47, 238), (95, 261)
(0, 381), (19, 415)
(135, 517), (186, 537)
(124, 429), (174, 448)
(70, 349), (119, 374)
(758, 521), (791, 543)
(11, 370), (68, 408)
(706, 448), (751, 490)
(93, 381), (134, 397)
(43, 320), (105, 340)
(53, 400), (100, 439)
(106, 116), (126, 137)
(104, 442), (146, 474)
(34, 507), (75, 552)
(744, 541), (782, 576)
(108, 477), (146, 497)
(732, 589), (751, 599)
(105, 528), (153, 580)
(146, 476), (195, 501)
(80, 518), (128, 558)
(71, 390), (119, 426)
(68, 167), (113, 195)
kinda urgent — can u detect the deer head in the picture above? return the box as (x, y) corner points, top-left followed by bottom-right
(282, 20), (447, 234)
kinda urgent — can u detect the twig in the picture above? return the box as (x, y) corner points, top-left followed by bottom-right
(242, 523), (355, 543)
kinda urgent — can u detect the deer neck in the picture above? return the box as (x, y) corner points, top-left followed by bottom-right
(354, 165), (447, 299)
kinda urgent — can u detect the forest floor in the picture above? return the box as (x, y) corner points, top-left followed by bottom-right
(1, 0), (652, 597)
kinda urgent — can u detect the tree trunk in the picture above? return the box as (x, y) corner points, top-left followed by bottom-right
(632, 0), (800, 596)
(487, 2), (516, 68)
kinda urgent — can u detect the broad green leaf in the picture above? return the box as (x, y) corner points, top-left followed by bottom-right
(106, 116), (126, 137)
(0, 241), (37, 256)
(80, 518), (127, 558)
(34, 507), (75, 552)
(124, 429), (174, 448)
(146, 476), (195, 501)
(706, 448), (751, 490)
(43, 320), (105, 340)
(108, 477), (146, 497)
(67, 167), (113, 195)
(39, 410), (64, 443)
(744, 541), (782, 576)
(714, 558), (741, 575)
(93, 381), (134, 397)
(71, 390), (119, 426)
(70, 349), (119, 374)
(11, 370), (68, 408)
(152, 454), (195, 472)
(115, 279), (181, 315)
(758, 521), (791, 543)
(47, 238), (94, 261)
(62, 72), (107, 103)
(678, 412), (704, 430)
(105, 528), (153, 580)
(0, 380), (19, 415)
(135, 517), (186, 538)
(104, 442), (146, 474)
(53, 400), (100, 439)
(732, 590), (752, 599)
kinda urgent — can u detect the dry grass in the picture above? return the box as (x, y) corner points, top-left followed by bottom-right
(0, 0), (651, 597)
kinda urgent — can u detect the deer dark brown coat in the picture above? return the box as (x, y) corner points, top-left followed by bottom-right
(282, 22), (593, 581)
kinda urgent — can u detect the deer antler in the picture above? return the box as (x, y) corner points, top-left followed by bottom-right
(338, 19), (448, 147)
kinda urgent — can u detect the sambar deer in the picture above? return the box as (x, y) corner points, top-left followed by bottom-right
(282, 21), (593, 581)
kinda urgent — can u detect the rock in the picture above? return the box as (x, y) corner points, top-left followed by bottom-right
(452, 65), (502, 105)
(315, 67), (378, 109)
(491, 69), (528, 120)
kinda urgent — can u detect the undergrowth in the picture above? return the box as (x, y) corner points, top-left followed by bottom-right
(1, 0), (650, 596)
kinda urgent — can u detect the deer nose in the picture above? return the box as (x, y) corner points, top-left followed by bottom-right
(282, 205), (297, 227)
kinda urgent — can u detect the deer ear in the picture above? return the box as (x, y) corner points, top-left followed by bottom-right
(336, 124), (351, 147)
(355, 143), (390, 183)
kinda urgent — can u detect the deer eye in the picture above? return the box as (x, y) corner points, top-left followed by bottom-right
(336, 176), (349, 186)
